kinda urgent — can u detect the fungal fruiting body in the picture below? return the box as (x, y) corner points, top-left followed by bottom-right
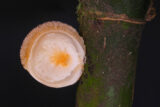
(20, 21), (86, 88)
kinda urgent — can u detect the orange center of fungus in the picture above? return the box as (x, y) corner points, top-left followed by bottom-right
(50, 51), (70, 67)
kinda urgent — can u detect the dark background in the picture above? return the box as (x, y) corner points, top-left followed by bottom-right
(0, 0), (160, 107)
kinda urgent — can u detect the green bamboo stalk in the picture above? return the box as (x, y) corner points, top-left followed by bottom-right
(76, 0), (153, 107)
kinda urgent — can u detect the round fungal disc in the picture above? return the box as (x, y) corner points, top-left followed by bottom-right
(20, 21), (86, 88)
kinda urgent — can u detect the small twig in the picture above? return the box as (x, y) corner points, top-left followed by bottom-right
(145, 0), (156, 21)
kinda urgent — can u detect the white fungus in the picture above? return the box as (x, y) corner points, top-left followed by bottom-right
(20, 21), (86, 88)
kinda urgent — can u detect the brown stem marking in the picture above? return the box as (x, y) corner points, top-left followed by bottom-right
(97, 17), (146, 24)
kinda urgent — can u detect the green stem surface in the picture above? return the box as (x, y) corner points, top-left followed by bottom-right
(76, 0), (150, 107)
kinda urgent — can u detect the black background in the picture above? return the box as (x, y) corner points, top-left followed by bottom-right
(0, 0), (160, 107)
